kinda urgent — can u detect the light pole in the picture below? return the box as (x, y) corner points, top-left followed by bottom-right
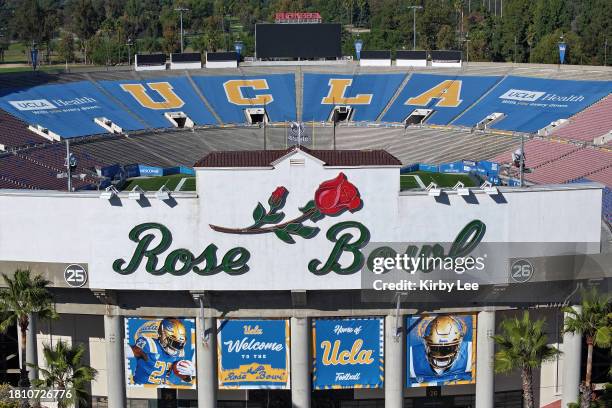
(463, 34), (471, 65)
(175, 7), (189, 53)
(126, 37), (133, 66)
(408, 6), (422, 50)
(604, 38), (608, 66)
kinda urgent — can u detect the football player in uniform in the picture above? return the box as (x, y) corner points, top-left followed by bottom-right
(408, 315), (473, 385)
(130, 318), (195, 386)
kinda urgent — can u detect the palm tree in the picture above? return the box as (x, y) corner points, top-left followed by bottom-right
(0, 269), (57, 390)
(563, 288), (611, 408)
(31, 340), (97, 408)
(492, 311), (560, 408)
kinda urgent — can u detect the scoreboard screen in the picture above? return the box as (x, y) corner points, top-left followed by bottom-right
(256, 23), (342, 59)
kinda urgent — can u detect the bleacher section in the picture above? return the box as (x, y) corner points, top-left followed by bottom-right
(550, 95), (612, 143)
(302, 73), (406, 121)
(383, 74), (502, 125)
(490, 138), (583, 169)
(524, 148), (611, 185)
(453, 76), (612, 132)
(0, 109), (48, 149)
(98, 77), (218, 128)
(0, 81), (144, 138)
(191, 74), (296, 123)
(0, 65), (610, 198)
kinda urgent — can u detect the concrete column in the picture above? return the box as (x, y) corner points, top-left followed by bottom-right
(562, 306), (582, 407)
(104, 313), (125, 408)
(291, 317), (310, 408)
(385, 314), (403, 408)
(476, 309), (495, 408)
(17, 314), (38, 381)
(26, 314), (37, 381)
(196, 317), (217, 408)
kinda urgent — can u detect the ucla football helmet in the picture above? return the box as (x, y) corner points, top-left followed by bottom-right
(423, 315), (465, 372)
(158, 318), (186, 356)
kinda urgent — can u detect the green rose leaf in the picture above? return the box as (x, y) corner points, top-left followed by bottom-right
(295, 225), (320, 239)
(275, 229), (295, 244)
(299, 200), (316, 213)
(262, 212), (284, 224)
(252, 202), (266, 222)
(285, 223), (302, 232)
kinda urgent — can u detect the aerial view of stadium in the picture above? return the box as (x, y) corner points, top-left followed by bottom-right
(0, 1), (610, 408)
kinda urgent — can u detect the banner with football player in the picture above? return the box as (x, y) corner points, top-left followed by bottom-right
(124, 317), (197, 389)
(312, 317), (384, 389)
(406, 314), (476, 387)
(217, 319), (290, 389)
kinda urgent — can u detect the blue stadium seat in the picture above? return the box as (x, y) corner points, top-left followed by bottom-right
(99, 76), (218, 128)
(191, 74), (296, 124)
(302, 73), (406, 122)
(0, 81), (144, 138)
(453, 76), (612, 132)
(383, 74), (502, 124)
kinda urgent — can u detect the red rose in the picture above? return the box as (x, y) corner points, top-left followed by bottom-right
(269, 186), (288, 208)
(314, 173), (362, 215)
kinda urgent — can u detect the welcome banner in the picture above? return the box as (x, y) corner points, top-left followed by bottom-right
(406, 314), (476, 387)
(217, 319), (290, 389)
(312, 317), (384, 389)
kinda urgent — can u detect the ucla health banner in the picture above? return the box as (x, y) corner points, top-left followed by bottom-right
(453, 76), (612, 132)
(217, 319), (290, 389)
(406, 314), (476, 387)
(124, 317), (196, 389)
(312, 317), (384, 389)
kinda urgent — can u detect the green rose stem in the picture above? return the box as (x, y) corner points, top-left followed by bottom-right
(209, 207), (317, 234)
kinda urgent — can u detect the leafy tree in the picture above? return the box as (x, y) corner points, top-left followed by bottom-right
(0, 270), (57, 390)
(58, 32), (76, 63)
(530, 30), (585, 64)
(493, 311), (560, 408)
(563, 288), (611, 408)
(31, 340), (97, 408)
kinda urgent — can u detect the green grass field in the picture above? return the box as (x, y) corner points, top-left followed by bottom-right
(123, 175), (196, 192)
(400, 172), (476, 191)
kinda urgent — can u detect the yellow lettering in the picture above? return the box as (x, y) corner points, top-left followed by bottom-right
(321, 79), (372, 105)
(121, 82), (185, 110)
(224, 79), (273, 106)
(320, 339), (374, 365)
(405, 80), (463, 107)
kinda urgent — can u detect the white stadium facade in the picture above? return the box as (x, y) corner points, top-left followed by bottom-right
(0, 60), (610, 408)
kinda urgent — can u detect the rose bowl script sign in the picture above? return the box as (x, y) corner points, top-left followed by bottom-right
(0, 148), (602, 291)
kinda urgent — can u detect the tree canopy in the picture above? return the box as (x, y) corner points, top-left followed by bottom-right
(0, 0), (609, 65)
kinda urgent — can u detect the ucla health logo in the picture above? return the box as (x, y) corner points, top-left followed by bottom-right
(499, 89), (546, 102)
(9, 99), (57, 111)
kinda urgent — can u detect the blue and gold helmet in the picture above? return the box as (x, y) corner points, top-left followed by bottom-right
(423, 315), (465, 372)
(158, 318), (186, 356)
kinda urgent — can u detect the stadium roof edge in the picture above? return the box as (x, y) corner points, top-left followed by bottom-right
(398, 181), (605, 196)
(193, 146), (402, 168)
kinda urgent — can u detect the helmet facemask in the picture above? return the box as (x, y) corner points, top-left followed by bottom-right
(422, 316), (464, 374)
(158, 319), (186, 356)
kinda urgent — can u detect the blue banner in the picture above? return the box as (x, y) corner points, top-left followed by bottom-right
(559, 42), (566, 64)
(99, 77), (218, 128)
(406, 314), (476, 387)
(312, 317), (384, 389)
(0, 81), (144, 138)
(217, 319), (290, 389)
(302, 74), (406, 122)
(453, 76), (612, 132)
(383, 74), (502, 124)
(125, 317), (196, 389)
(191, 74), (296, 124)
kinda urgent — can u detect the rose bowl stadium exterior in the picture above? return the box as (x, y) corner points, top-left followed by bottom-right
(0, 62), (610, 408)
